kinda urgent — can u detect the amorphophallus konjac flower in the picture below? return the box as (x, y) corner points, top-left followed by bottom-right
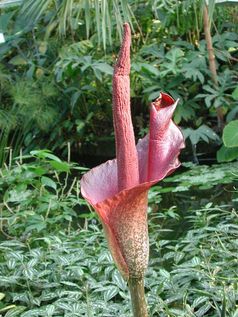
(81, 23), (184, 316)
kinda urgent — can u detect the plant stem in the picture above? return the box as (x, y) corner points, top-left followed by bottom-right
(128, 276), (148, 317)
(203, 4), (224, 130)
(203, 5), (218, 87)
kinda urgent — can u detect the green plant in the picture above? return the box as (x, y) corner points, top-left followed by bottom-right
(217, 119), (238, 162)
(16, 0), (135, 49)
(0, 155), (238, 316)
(0, 72), (62, 166)
(0, 149), (87, 238)
(147, 203), (238, 317)
(0, 0), (238, 165)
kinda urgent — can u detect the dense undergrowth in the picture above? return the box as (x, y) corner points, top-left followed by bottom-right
(0, 152), (237, 317)
(0, 0), (238, 165)
(0, 2), (238, 315)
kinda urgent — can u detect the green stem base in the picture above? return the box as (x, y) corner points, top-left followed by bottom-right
(128, 276), (148, 317)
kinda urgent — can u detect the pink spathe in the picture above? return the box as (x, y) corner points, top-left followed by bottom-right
(81, 23), (185, 280)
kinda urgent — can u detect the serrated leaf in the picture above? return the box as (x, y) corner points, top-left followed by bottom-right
(184, 125), (219, 145)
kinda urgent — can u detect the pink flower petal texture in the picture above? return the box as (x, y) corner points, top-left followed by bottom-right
(81, 24), (185, 280)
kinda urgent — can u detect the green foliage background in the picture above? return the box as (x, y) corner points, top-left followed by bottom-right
(0, 1), (238, 316)
(0, 152), (238, 316)
(0, 0), (238, 165)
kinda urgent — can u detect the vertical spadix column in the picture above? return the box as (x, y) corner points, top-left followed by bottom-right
(112, 23), (139, 191)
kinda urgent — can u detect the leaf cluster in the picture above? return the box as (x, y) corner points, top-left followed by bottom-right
(0, 149), (87, 238)
(0, 1), (238, 164)
(0, 156), (238, 316)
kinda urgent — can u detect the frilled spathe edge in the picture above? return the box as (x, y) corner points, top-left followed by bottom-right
(81, 94), (185, 211)
(81, 158), (180, 218)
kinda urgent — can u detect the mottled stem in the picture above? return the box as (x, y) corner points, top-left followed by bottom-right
(113, 23), (139, 191)
(128, 276), (149, 317)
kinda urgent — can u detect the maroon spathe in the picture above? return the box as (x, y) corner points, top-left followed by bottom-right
(81, 23), (185, 280)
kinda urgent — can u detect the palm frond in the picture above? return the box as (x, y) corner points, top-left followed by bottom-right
(0, 108), (15, 129)
(19, 0), (53, 24)
(17, 0), (136, 49)
(0, 0), (22, 8)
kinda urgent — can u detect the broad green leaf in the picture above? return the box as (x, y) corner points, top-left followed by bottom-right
(41, 176), (57, 190)
(5, 189), (32, 203)
(104, 286), (118, 302)
(159, 268), (170, 279)
(9, 55), (27, 65)
(232, 86), (238, 100)
(28, 166), (47, 176)
(195, 303), (212, 317)
(21, 308), (45, 317)
(94, 63), (113, 75)
(30, 150), (61, 162)
(223, 120), (238, 147)
(38, 41), (47, 54)
(46, 305), (55, 316)
(0, 305), (16, 313)
(217, 145), (238, 162)
(112, 270), (127, 291)
(23, 267), (35, 280)
(141, 63), (160, 76)
(226, 106), (238, 122)
(0, 11), (15, 32)
(6, 259), (16, 270)
(93, 68), (103, 81)
(49, 161), (70, 172)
